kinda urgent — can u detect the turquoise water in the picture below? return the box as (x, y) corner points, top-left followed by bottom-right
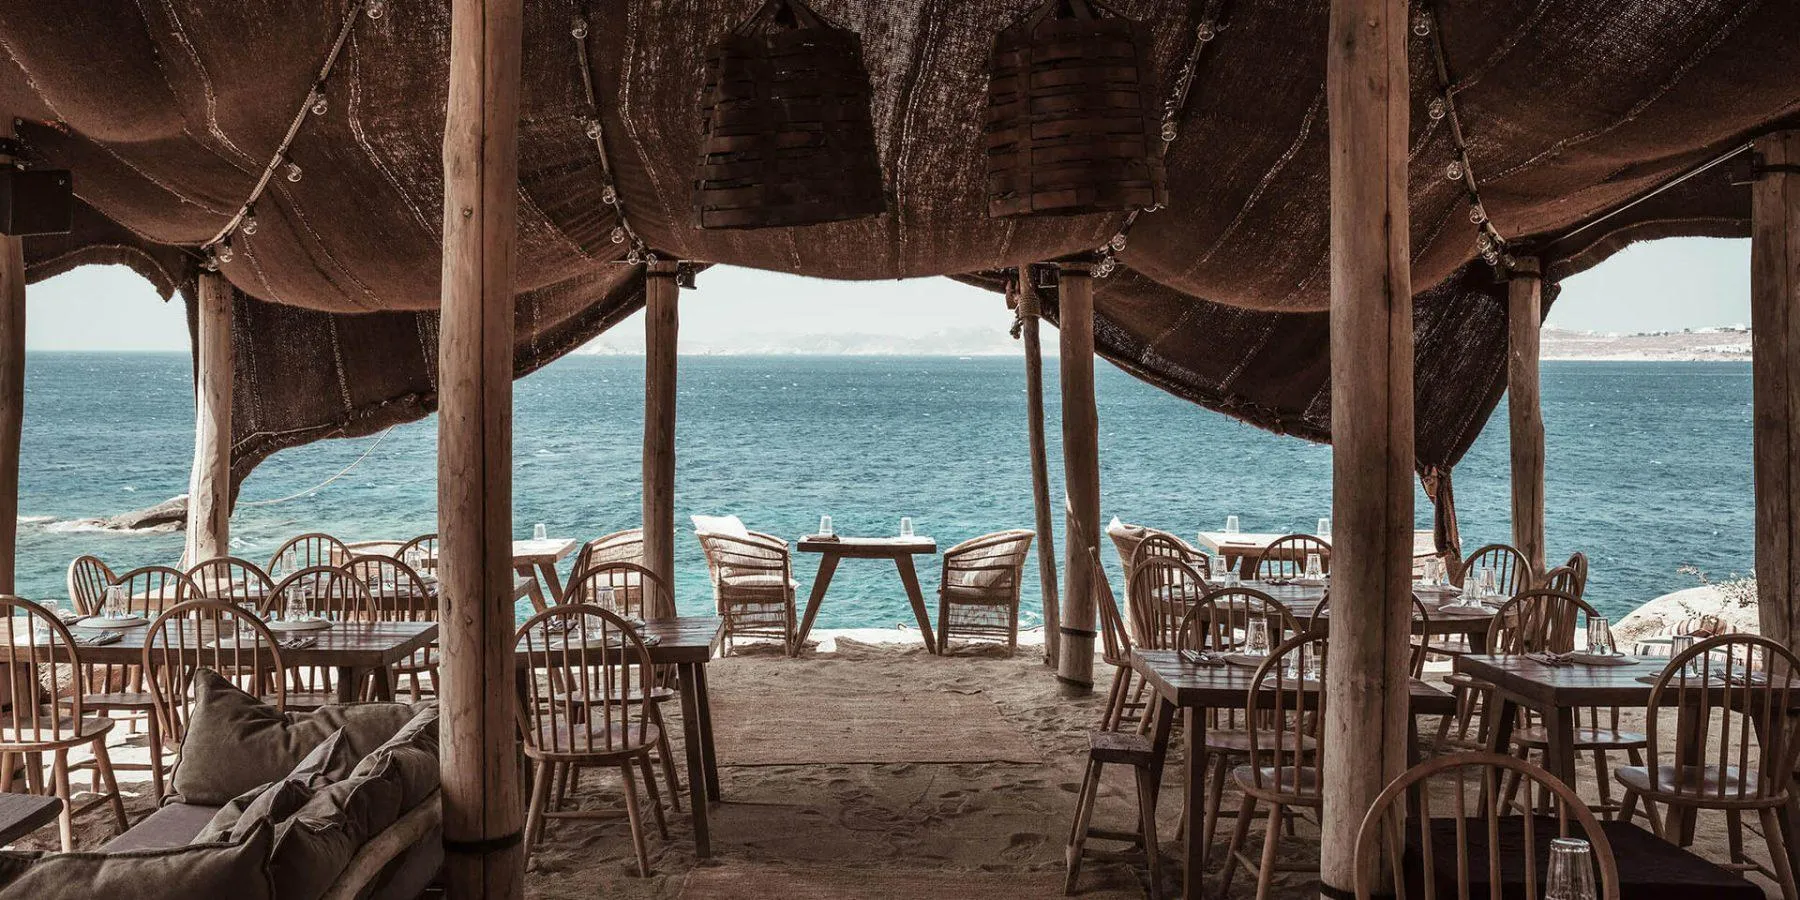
(15, 353), (1754, 626)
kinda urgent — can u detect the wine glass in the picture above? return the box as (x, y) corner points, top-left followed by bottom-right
(1586, 616), (1616, 657)
(1224, 515), (1240, 535)
(819, 515), (834, 537)
(899, 517), (914, 538)
(1244, 618), (1271, 657)
(533, 523), (548, 542)
(1546, 837), (1597, 900)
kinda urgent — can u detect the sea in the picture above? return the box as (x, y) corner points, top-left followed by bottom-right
(15, 353), (1754, 627)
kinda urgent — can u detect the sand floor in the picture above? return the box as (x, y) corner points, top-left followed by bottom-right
(6, 629), (1786, 899)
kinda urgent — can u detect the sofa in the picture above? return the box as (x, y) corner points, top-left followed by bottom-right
(0, 669), (441, 899)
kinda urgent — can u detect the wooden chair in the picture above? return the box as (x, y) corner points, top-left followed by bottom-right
(1616, 634), (1800, 898)
(1254, 534), (1331, 581)
(83, 564), (197, 799)
(185, 556), (277, 612)
(1127, 556), (1210, 651)
(1131, 530), (1213, 579)
(1437, 587), (1593, 753)
(396, 532), (440, 573)
(1539, 564), (1582, 595)
(0, 597), (129, 850)
(1108, 519), (1208, 592)
(142, 600), (287, 803)
(1455, 543), (1533, 596)
(569, 528), (646, 583)
(1183, 588), (1301, 873)
(1303, 593), (1434, 676)
(1354, 751), (1621, 900)
(692, 526), (796, 654)
(1565, 550), (1590, 596)
(1220, 630), (1328, 899)
(515, 604), (667, 874)
(345, 554), (437, 699)
(271, 566), (375, 705)
(268, 532), (351, 579)
(936, 529), (1035, 653)
(66, 555), (115, 615)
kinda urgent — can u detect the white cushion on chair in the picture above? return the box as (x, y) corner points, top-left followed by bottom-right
(690, 514), (750, 538)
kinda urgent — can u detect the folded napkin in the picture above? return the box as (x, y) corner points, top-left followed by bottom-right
(805, 533), (841, 542)
(278, 636), (319, 651)
(1525, 652), (1574, 667)
(73, 631), (123, 647)
(1179, 649), (1226, 667)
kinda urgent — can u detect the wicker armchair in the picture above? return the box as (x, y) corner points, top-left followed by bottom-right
(691, 516), (796, 654)
(935, 529), (1034, 653)
(1107, 518), (1209, 590)
(570, 528), (646, 583)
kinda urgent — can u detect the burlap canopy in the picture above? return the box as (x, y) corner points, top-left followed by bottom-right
(1, 1), (1794, 486)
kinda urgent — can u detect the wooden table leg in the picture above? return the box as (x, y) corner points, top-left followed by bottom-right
(695, 663), (720, 801)
(894, 555), (938, 655)
(336, 666), (367, 703)
(1542, 707), (1577, 786)
(677, 662), (711, 858)
(793, 553), (840, 655)
(1183, 703), (1206, 900)
(536, 562), (567, 605)
(1483, 697), (1519, 755)
(1674, 698), (1705, 845)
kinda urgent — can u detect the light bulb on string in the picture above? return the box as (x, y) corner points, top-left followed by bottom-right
(311, 91), (328, 116)
(1427, 98), (1446, 121)
(571, 16), (589, 39)
(285, 161), (304, 183)
(610, 226), (626, 244)
(366, 0), (386, 19)
(217, 241), (234, 264)
(242, 207), (259, 236)
(1445, 160), (1463, 181)
(585, 119), (603, 142)
(601, 185), (617, 206)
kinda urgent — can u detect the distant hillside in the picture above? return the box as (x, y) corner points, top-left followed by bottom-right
(1542, 326), (1750, 361)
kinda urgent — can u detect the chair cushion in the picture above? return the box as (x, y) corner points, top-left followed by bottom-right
(168, 669), (419, 806)
(1407, 817), (1761, 900)
(690, 514), (749, 538)
(100, 802), (223, 853)
(0, 819), (275, 898)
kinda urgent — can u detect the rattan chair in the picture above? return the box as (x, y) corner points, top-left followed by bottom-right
(1220, 631), (1328, 899)
(692, 520), (796, 654)
(1354, 751), (1621, 900)
(0, 597), (129, 850)
(346, 554), (438, 699)
(67, 554), (114, 615)
(142, 599), (288, 802)
(936, 529), (1035, 653)
(1108, 519), (1209, 592)
(515, 604), (667, 874)
(1254, 534), (1331, 581)
(1616, 634), (1800, 898)
(569, 528), (646, 583)
(268, 532), (351, 580)
(185, 555), (277, 612)
(84, 564), (197, 799)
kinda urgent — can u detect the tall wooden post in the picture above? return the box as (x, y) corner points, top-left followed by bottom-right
(1018, 274), (1062, 666)
(1321, 0), (1413, 896)
(184, 272), (232, 564)
(1752, 131), (1800, 650)
(437, 0), (525, 896)
(1057, 261), (1100, 690)
(642, 261), (679, 617)
(1507, 258), (1546, 572)
(0, 120), (21, 593)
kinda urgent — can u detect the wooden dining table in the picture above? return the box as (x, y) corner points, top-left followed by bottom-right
(514, 615), (725, 858)
(1133, 648), (1455, 899)
(1196, 529), (1436, 579)
(1238, 579), (1490, 638)
(794, 536), (939, 654)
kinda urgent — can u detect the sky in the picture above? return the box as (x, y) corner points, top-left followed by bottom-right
(20, 235), (1752, 352)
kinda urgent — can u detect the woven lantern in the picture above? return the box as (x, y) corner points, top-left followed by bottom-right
(986, 0), (1166, 218)
(694, 0), (885, 230)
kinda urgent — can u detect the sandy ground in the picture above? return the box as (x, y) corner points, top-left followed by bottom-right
(6, 628), (1785, 899)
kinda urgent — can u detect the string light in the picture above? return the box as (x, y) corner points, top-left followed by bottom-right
(285, 161), (304, 183)
(366, 0), (386, 20)
(569, 9), (649, 264)
(1416, 1), (1512, 272)
(217, 240), (234, 264)
(242, 207), (259, 236)
(310, 89), (328, 116)
(571, 16), (589, 39)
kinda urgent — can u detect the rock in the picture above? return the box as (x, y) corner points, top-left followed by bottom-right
(61, 495), (188, 533)
(1611, 581), (1760, 650)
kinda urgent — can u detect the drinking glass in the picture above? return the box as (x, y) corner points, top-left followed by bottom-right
(1316, 518), (1331, 540)
(103, 584), (126, 619)
(1479, 566), (1498, 599)
(1304, 553), (1323, 581)
(1671, 634), (1698, 674)
(1221, 568), (1240, 588)
(819, 515), (834, 537)
(1586, 616), (1616, 657)
(596, 586), (617, 611)
(404, 547), (423, 572)
(284, 591), (307, 624)
(1546, 837), (1598, 900)
(1283, 648), (1309, 681)
(1422, 556), (1443, 586)
(1244, 619), (1271, 657)
(282, 548), (298, 576)
(899, 517), (914, 538)
(533, 523), (548, 542)
(1224, 515), (1240, 535)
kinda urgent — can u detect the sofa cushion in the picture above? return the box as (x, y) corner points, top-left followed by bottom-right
(350, 705), (439, 810)
(691, 514), (749, 537)
(193, 778), (311, 845)
(169, 670), (417, 805)
(0, 819), (274, 898)
(99, 802), (222, 853)
(270, 752), (407, 900)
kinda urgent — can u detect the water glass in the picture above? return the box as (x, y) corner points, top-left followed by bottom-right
(1304, 553), (1323, 581)
(1422, 557), (1444, 586)
(103, 584), (126, 619)
(1316, 517), (1331, 540)
(819, 515), (834, 537)
(1244, 619), (1271, 657)
(1479, 566), (1498, 599)
(284, 592), (307, 624)
(1283, 648), (1310, 681)
(1546, 837), (1598, 900)
(596, 586), (617, 611)
(1224, 515), (1240, 535)
(1221, 568), (1240, 588)
(899, 517), (914, 538)
(533, 523), (548, 542)
(1671, 633), (1698, 673)
(282, 548), (298, 576)
(1586, 616), (1616, 656)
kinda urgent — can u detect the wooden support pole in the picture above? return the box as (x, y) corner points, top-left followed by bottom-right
(0, 121), (20, 594)
(1321, 0), (1413, 895)
(1507, 258), (1546, 572)
(437, 0), (525, 896)
(642, 260), (679, 617)
(1057, 261), (1100, 690)
(184, 272), (232, 564)
(1018, 274), (1061, 667)
(1752, 130), (1800, 650)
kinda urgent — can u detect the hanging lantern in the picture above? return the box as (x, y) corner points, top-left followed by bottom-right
(986, 0), (1166, 218)
(693, 0), (885, 229)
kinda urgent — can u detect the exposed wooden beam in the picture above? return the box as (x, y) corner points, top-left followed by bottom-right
(184, 271), (232, 564)
(437, 0), (525, 895)
(1017, 273), (1061, 666)
(1057, 261), (1099, 690)
(1753, 130), (1800, 651)
(643, 260), (679, 616)
(1508, 258), (1546, 572)
(0, 119), (20, 593)
(1320, 0), (1413, 896)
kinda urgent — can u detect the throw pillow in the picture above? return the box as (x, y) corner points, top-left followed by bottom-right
(349, 705), (439, 810)
(269, 754), (406, 900)
(690, 513), (749, 537)
(193, 726), (361, 842)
